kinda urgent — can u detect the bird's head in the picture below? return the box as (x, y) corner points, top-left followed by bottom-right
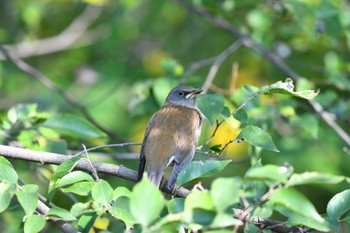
(165, 85), (203, 108)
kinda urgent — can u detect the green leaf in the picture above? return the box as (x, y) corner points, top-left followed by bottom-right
(233, 109), (248, 124)
(245, 165), (289, 184)
(221, 106), (231, 118)
(262, 78), (319, 99)
(24, 215), (46, 233)
(197, 94), (225, 125)
(48, 156), (82, 199)
(91, 180), (113, 206)
(327, 189), (350, 221)
(177, 160), (231, 186)
(185, 190), (214, 211)
(192, 208), (216, 226)
(56, 171), (94, 189)
(46, 207), (77, 221)
(243, 161), (268, 200)
(210, 213), (243, 228)
(211, 177), (241, 212)
(236, 125), (279, 152)
(129, 177), (165, 227)
(269, 188), (324, 222)
(78, 213), (97, 233)
(70, 202), (93, 217)
(0, 164), (18, 183)
(0, 181), (16, 212)
(7, 103), (38, 124)
(16, 184), (39, 217)
(61, 181), (94, 196)
(0, 156), (13, 168)
(113, 187), (131, 201)
(110, 196), (136, 230)
(286, 213), (330, 232)
(43, 113), (106, 139)
(288, 172), (345, 187)
(167, 198), (185, 214)
(50, 156), (82, 182)
(290, 114), (319, 138)
(209, 144), (222, 153)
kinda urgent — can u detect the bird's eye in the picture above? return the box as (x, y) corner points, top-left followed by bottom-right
(178, 91), (184, 96)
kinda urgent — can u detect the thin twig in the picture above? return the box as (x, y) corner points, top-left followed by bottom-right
(74, 142), (142, 156)
(0, 46), (126, 143)
(197, 120), (223, 149)
(174, 0), (350, 147)
(0, 5), (104, 60)
(180, 56), (218, 82)
(201, 39), (244, 93)
(82, 144), (99, 181)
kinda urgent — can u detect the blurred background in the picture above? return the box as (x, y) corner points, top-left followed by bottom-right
(0, 0), (350, 231)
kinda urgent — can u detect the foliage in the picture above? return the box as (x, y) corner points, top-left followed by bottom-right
(1, 0), (350, 232)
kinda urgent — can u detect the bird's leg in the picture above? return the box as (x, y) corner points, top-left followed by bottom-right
(170, 183), (180, 197)
(160, 176), (167, 188)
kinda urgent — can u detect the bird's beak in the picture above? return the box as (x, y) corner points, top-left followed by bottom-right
(186, 89), (203, 99)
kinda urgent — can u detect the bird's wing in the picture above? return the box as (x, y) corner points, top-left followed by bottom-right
(137, 113), (157, 181)
(168, 108), (202, 189)
(139, 107), (179, 187)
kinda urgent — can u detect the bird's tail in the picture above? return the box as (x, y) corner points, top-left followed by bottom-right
(147, 166), (163, 188)
(137, 154), (146, 182)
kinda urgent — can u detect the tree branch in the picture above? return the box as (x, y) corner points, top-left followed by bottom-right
(174, 0), (350, 147)
(201, 39), (243, 93)
(0, 5), (105, 60)
(0, 145), (190, 198)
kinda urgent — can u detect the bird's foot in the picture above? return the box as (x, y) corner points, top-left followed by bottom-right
(171, 183), (180, 197)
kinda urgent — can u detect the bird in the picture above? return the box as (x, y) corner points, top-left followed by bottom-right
(137, 85), (203, 190)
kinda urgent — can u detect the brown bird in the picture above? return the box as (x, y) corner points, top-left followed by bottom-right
(137, 85), (203, 189)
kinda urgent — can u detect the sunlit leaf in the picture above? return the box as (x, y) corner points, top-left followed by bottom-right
(48, 156), (82, 199)
(24, 215), (46, 233)
(56, 171), (94, 189)
(0, 182), (16, 213)
(0, 164), (18, 183)
(262, 78), (319, 99)
(245, 165), (289, 184)
(78, 213), (97, 233)
(91, 180), (113, 206)
(236, 125), (279, 152)
(113, 187), (131, 201)
(211, 177), (241, 212)
(185, 189), (214, 211)
(110, 197), (136, 230)
(16, 184), (39, 217)
(269, 188), (324, 222)
(288, 172), (345, 187)
(286, 213), (330, 232)
(0, 156), (13, 168)
(129, 177), (165, 227)
(46, 207), (77, 221)
(61, 181), (94, 196)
